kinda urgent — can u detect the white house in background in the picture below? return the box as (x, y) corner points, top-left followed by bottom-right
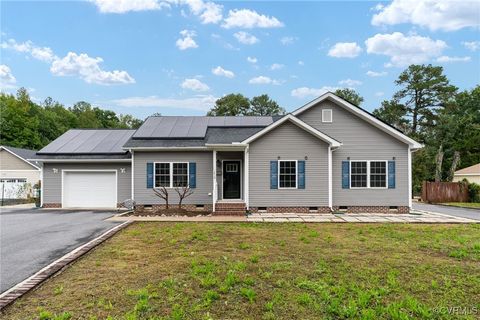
(0, 146), (41, 199)
(453, 163), (480, 184)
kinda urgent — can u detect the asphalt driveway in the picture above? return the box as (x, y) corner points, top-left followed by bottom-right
(0, 208), (120, 293)
(412, 202), (480, 221)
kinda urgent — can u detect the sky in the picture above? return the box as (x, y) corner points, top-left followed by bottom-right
(1, 0), (479, 119)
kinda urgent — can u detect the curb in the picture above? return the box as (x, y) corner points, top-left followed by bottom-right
(0, 220), (133, 310)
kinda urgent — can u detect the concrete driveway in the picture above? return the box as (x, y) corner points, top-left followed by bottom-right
(412, 202), (480, 221)
(0, 208), (121, 293)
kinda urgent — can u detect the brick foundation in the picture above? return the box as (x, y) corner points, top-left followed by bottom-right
(134, 204), (212, 213)
(249, 207), (332, 213)
(248, 206), (410, 214)
(43, 203), (61, 208)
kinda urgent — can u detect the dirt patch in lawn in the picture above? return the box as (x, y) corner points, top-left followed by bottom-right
(2, 223), (480, 319)
(131, 208), (211, 217)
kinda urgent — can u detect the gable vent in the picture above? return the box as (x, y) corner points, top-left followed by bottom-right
(322, 109), (333, 123)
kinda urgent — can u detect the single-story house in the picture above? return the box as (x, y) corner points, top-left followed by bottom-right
(32, 92), (422, 214)
(0, 145), (41, 199)
(453, 163), (480, 184)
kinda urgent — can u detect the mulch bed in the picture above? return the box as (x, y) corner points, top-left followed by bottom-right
(130, 207), (212, 217)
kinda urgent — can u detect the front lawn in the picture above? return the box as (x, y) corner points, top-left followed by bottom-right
(442, 202), (480, 209)
(3, 223), (480, 319)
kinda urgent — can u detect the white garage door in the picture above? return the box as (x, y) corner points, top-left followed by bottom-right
(63, 171), (116, 208)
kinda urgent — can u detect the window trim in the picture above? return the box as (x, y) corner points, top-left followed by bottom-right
(278, 160), (298, 190)
(349, 160), (388, 189)
(153, 162), (189, 188)
(322, 109), (333, 123)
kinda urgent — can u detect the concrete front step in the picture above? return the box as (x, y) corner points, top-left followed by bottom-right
(213, 211), (246, 216)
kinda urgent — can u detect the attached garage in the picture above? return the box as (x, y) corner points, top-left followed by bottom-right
(62, 171), (117, 208)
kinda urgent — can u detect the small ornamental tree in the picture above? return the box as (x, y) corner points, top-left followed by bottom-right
(175, 186), (194, 209)
(153, 186), (169, 209)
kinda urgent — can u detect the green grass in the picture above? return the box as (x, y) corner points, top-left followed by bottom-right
(442, 202), (480, 209)
(2, 223), (480, 319)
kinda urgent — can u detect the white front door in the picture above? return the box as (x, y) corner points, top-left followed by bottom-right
(63, 171), (116, 208)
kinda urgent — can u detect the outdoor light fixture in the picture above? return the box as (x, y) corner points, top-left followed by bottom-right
(392, 157), (396, 160)
(305, 156), (308, 160)
(277, 156), (281, 160)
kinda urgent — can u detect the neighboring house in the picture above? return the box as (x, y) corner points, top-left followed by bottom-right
(453, 163), (480, 184)
(0, 146), (41, 199)
(33, 92), (422, 213)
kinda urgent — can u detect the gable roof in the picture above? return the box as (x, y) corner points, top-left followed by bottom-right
(454, 163), (480, 175)
(242, 114), (342, 147)
(0, 145), (40, 169)
(37, 129), (135, 155)
(292, 92), (423, 149)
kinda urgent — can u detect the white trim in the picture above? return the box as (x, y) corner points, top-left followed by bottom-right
(278, 160), (298, 189)
(153, 162), (189, 189)
(0, 146), (40, 170)
(212, 150), (217, 212)
(291, 92), (423, 149)
(328, 147), (332, 209)
(40, 164), (44, 207)
(349, 160), (389, 189)
(221, 159), (243, 200)
(61, 169), (118, 209)
(408, 146), (412, 209)
(322, 109), (333, 123)
(0, 169), (40, 172)
(125, 147), (209, 151)
(31, 158), (131, 163)
(245, 145), (249, 209)
(241, 114), (342, 147)
(454, 173), (479, 176)
(131, 150), (135, 200)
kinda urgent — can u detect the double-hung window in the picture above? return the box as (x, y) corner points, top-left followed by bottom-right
(350, 160), (387, 189)
(279, 160), (297, 189)
(154, 162), (188, 188)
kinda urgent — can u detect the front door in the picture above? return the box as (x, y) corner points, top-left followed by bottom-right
(223, 160), (241, 199)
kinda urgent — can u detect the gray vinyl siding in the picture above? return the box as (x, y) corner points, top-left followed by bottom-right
(297, 99), (409, 206)
(134, 151), (213, 205)
(249, 121), (329, 207)
(0, 149), (37, 170)
(217, 151), (244, 200)
(42, 163), (131, 204)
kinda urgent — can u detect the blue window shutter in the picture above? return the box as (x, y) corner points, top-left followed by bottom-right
(298, 160), (305, 189)
(342, 161), (350, 189)
(146, 162), (154, 188)
(189, 162), (196, 188)
(388, 161), (395, 189)
(270, 161), (278, 189)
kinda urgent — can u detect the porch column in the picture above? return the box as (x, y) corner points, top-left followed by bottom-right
(212, 150), (217, 212)
(245, 145), (249, 209)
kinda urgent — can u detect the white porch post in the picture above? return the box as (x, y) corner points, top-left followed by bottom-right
(212, 150), (217, 212)
(408, 146), (412, 209)
(328, 146), (332, 210)
(244, 145), (249, 209)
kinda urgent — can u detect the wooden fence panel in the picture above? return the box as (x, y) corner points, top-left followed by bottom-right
(422, 181), (469, 203)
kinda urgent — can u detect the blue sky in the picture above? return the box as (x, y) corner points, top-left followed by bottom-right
(1, 0), (479, 119)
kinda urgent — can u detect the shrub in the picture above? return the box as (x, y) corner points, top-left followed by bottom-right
(468, 182), (480, 202)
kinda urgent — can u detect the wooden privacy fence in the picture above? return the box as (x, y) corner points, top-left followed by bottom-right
(422, 181), (469, 203)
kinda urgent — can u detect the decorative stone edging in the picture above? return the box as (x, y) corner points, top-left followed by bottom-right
(0, 221), (133, 310)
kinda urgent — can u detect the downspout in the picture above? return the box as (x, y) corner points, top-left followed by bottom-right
(328, 146), (332, 211)
(130, 149), (134, 201)
(245, 144), (249, 210)
(212, 150), (217, 212)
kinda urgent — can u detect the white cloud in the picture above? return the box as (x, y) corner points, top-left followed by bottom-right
(298, 60), (304, 66)
(280, 36), (296, 45)
(180, 0), (223, 24)
(436, 55), (471, 63)
(181, 78), (210, 91)
(211, 66), (234, 78)
(270, 63), (284, 70)
(366, 70), (387, 77)
(1, 39), (57, 62)
(176, 29), (198, 50)
(111, 95), (217, 111)
(90, 0), (169, 13)
(247, 56), (257, 63)
(372, 0), (480, 31)
(291, 86), (337, 99)
(462, 41), (480, 52)
(50, 52), (135, 85)
(222, 9), (283, 29)
(328, 42), (362, 58)
(0, 64), (17, 90)
(338, 79), (362, 87)
(365, 32), (447, 67)
(248, 76), (281, 85)
(233, 31), (259, 45)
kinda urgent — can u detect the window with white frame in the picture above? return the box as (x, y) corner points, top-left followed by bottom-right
(279, 160), (297, 189)
(350, 160), (388, 189)
(351, 161), (367, 188)
(322, 109), (332, 123)
(370, 161), (387, 188)
(155, 162), (188, 188)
